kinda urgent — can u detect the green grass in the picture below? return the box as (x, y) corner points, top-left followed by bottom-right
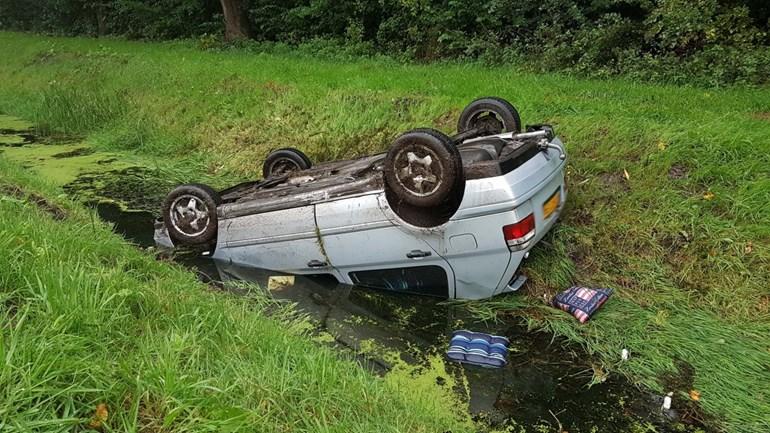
(0, 160), (472, 432)
(0, 31), (769, 432)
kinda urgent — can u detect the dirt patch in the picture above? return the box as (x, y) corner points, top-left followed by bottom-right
(392, 96), (425, 120)
(214, 73), (265, 97)
(130, 394), (172, 433)
(659, 231), (690, 253)
(25, 49), (74, 65)
(668, 164), (689, 180)
(756, 295), (770, 315)
(599, 171), (631, 192)
(0, 128), (31, 135)
(750, 112), (770, 121)
(567, 207), (595, 227)
(595, 126), (610, 137)
(51, 147), (95, 158)
(432, 110), (458, 130)
(28, 193), (68, 220)
(262, 80), (290, 95)
(0, 183), (68, 220)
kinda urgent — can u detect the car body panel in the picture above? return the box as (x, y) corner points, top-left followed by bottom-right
(375, 151), (567, 299)
(212, 206), (332, 276)
(315, 194), (456, 297)
(452, 138), (566, 220)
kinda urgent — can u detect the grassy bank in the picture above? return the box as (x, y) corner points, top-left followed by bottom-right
(0, 160), (472, 432)
(0, 31), (769, 432)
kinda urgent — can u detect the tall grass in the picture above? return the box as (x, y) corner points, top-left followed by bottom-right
(0, 31), (768, 431)
(0, 160), (472, 432)
(34, 84), (126, 135)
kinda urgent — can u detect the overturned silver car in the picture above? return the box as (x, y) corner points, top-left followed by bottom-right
(155, 97), (567, 299)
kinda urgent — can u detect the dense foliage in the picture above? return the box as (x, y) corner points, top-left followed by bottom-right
(1, 0), (769, 85)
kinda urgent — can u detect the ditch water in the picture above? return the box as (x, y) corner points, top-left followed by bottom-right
(0, 117), (707, 433)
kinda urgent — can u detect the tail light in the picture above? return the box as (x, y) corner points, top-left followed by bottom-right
(503, 214), (535, 251)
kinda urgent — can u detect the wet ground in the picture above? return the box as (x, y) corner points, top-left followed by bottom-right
(0, 116), (708, 433)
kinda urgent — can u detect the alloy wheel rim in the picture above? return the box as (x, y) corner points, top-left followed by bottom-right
(170, 194), (210, 237)
(393, 144), (444, 197)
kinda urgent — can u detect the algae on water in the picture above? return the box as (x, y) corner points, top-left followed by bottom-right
(0, 114), (33, 131)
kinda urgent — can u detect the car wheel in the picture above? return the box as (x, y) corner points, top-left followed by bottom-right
(384, 129), (465, 226)
(263, 148), (312, 178)
(457, 97), (522, 135)
(162, 183), (221, 246)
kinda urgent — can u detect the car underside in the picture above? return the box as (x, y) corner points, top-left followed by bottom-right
(155, 97), (568, 299)
(215, 128), (561, 220)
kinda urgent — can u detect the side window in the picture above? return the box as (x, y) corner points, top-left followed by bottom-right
(349, 266), (449, 298)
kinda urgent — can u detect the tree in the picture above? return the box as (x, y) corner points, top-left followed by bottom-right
(219, 0), (250, 40)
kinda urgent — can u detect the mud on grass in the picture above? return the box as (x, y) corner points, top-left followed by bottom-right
(0, 182), (67, 220)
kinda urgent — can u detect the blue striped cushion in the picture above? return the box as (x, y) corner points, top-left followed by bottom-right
(446, 330), (510, 368)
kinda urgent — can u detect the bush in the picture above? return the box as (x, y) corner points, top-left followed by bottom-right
(1, 0), (769, 85)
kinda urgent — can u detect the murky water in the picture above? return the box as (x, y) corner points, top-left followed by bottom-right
(0, 117), (707, 433)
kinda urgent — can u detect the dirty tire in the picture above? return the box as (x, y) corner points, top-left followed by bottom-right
(263, 148), (312, 179)
(162, 183), (221, 246)
(384, 128), (464, 215)
(457, 97), (522, 135)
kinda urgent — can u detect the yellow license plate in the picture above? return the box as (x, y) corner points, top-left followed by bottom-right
(543, 188), (561, 219)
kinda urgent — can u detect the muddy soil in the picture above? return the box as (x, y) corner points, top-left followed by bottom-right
(0, 183), (68, 220)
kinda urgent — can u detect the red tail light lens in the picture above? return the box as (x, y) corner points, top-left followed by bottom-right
(503, 214), (535, 251)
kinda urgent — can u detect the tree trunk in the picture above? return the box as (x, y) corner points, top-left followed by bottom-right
(219, 0), (251, 41)
(95, 3), (107, 37)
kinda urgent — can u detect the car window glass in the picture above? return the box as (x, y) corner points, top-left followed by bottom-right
(349, 266), (448, 298)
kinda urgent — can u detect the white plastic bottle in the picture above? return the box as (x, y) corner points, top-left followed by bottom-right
(662, 392), (673, 411)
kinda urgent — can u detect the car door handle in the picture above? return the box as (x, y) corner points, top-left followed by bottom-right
(307, 260), (328, 268)
(406, 250), (432, 259)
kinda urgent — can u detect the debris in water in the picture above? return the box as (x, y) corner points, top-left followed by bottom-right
(446, 330), (509, 368)
(268, 275), (295, 291)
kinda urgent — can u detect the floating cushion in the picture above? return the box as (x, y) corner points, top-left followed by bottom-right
(446, 330), (510, 368)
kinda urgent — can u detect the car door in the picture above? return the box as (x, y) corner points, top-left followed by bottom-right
(315, 193), (455, 297)
(214, 205), (335, 276)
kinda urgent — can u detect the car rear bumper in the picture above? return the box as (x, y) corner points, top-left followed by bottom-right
(493, 171), (566, 297)
(446, 159), (567, 300)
